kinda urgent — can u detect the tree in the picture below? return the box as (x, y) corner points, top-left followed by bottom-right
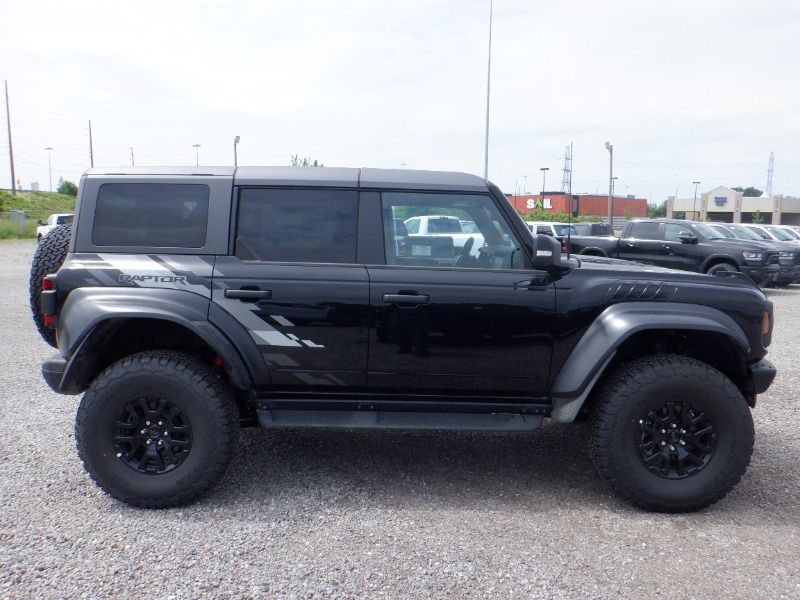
(732, 186), (763, 197)
(647, 200), (667, 218)
(57, 178), (78, 196)
(290, 155), (324, 167)
(751, 209), (764, 224)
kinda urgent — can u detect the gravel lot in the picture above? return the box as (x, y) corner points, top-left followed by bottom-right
(1, 238), (799, 599)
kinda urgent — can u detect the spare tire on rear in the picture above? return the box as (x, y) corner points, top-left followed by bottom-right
(29, 224), (71, 347)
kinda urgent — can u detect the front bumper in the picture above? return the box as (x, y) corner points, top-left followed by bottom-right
(740, 264), (780, 285)
(42, 354), (67, 393)
(750, 358), (777, 395)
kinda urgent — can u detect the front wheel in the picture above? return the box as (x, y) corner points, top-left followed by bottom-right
(589, 354), (754, 512)
(705, 262), (738, 277)
(76, 351), (238, 508)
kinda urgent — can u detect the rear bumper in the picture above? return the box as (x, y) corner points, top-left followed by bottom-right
(750, 358), (777, 395)
(42, 355), (67, 393)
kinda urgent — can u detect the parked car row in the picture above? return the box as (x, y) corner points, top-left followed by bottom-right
(565, 218), (800, 286)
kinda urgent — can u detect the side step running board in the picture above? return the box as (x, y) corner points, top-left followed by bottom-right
(257, 410), (543, 432)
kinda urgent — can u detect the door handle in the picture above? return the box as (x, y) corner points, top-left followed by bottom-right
(383, 293), (429, 305)
(224, 288), (272, 301)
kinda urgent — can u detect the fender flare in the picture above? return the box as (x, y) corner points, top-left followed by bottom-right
(57, 288), (256, 392)
(700, 253), (740, 272)
(549, 302), (750, 423)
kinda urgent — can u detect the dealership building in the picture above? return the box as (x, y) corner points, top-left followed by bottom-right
(668, 185), (800, 225)
(506, 192), (648, 219)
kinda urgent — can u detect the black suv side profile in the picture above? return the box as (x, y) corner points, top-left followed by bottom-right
(32, 167), (776, 512)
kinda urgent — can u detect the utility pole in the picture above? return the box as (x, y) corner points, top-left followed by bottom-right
(692, 181), (701, 219)
(483, 0), (493, 179)
(88, 120), (94, 167)
(193, 143), (201, 166)
(4, 80), (16, 195)
(45, 147), (54, 192)
(605, 141), (614, 226)
(129, 147), (135, 166)
(540, 167), (549, 195)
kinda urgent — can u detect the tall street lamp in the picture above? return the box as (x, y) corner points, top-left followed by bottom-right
(692, 181), (701, 219)
(233, 136), (240, 166)
(540, 167), (549, 196)
(44, 146), (54, 191)
(193, 144), (201, 166)
(605, 141), (614, 226)
(483, 0), (493, 179)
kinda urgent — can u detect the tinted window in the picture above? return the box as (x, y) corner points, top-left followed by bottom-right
(427, 217), (462, 233)
(536, 225), (552, 235)
(553, 224), (578, 236)
(663, 223), (692, 242)
(56, 215), (74, 225)
(236, 188), (358, 263)
(93, 183), (209, 248)
(747, 226), (771, 240)
(628, 222), (661, 240)
(382, 192), (528, 270)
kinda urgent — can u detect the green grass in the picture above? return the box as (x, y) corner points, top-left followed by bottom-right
(0, 190), (76, 239)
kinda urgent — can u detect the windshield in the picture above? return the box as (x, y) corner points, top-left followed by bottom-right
(711, 225), (734, 238)
(728, 225), (764, 240)
(693, 223), (724, 239)
(766, 226), (793, 241)
(56, 215), (74, 225)
(553, 224), (578, 236)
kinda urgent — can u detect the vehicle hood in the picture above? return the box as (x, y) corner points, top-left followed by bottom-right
(703, 238), (775, 252)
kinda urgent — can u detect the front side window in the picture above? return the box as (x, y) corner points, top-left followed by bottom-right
(93, 183), (209, 248)
(664, 223), (691, 242)
(235, 188), (358, 263)
(382, 192), (528, 270)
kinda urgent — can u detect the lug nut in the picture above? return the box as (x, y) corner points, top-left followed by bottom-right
(661, 429), (666, 434)
(157, 440), (162, 446)
(669, 445), (676, 451)
(670, 423), (677, 429)
(680, 429), (686, 434)
(680, 440), (686, 446)
(145, 421), (150, 426)
(140, 429), (146, 434)
(145, 439), (151, 445)
(163, 431), (168, 436)
(157, 421), (163, 426)
(661, 441), (666, 446)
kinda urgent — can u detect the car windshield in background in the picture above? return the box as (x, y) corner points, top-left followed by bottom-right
(553, 224), (578, 236)
(693, 223), (723, 239)
(728, 225), (764, 241)
(427, 218), (462, 233)
(766, 226), (793, 241)
(711, 225), (734, 238)
(56, 215), (74, 225)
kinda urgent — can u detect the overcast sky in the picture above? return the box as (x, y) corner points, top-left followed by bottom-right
(1, 0), (798, 202)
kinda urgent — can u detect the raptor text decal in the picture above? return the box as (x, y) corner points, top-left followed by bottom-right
(119, 274), (188, 284)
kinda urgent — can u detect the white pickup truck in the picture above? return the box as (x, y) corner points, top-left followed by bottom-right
(36, 213), (74, 242)
(403, 215), (484, 257)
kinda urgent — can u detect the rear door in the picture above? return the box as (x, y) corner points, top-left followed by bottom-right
(617, 222), (668, 264)
(212, 187), (369, 390)
(366, 191), (555, 396)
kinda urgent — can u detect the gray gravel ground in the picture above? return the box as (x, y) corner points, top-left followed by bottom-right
(1, 239), (799, 599)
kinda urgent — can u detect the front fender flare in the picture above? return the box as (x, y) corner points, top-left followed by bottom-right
(549, 302), (749, 422)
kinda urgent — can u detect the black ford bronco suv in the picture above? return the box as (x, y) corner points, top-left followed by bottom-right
(31, 167), (776, 512)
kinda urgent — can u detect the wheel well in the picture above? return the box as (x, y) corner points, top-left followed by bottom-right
(703, 257), (738, 272)
(581, 248), (607, 257)
(66, 318), (255, 420)
(603, 329), (749, 400)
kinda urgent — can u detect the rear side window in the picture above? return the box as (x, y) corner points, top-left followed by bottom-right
(628, 222), (661, 240)
(235, 188), (358, 263)
(93, 183), (209, 248)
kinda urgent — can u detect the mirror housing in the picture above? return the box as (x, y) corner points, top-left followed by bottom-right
(679, 232), (699, 244)
(533, 234), (561, 269)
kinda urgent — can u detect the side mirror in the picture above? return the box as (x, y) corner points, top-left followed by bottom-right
(679, 233), (699, 244)
(37, 220), (44, 226)
(533, 234), (561, 269)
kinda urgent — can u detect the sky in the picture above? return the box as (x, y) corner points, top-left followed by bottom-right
(1, 0), (799, 203)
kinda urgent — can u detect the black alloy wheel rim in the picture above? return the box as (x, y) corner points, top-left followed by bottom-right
(112, 397), (193, 475)
(635, 399), (716, 479)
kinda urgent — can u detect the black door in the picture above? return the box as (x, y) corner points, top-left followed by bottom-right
(367, 191), (555, 396)
(617, 221), (668, 265)
(212, 188), (368, 390)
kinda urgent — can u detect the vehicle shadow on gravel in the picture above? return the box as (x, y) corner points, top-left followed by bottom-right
(205, 423), (616, 513)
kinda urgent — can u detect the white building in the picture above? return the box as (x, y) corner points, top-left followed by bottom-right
(667, 185), (800, 225)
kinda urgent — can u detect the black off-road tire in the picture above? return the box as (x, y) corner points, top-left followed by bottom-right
(29, 223), (71, 347)
(76, 351), (239, 508)
(589, 354), (754, 512)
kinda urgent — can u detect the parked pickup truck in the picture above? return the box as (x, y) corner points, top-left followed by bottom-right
(36, 213), (74, 242)
(404, 214), (484, 257)
(568, 218), (781, 285)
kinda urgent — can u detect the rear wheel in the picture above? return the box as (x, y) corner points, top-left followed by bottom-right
(589, 354), (754, 512)
(29, 223), (71, 347)
(76, 351), (238, 508)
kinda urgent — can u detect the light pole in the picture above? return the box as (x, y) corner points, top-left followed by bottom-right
(692, 181), (701, 219)
(483, 0), (493, 179)
(44, 146), (54, 191)
(193, 143), (201, 166)
(523, 175), (528, 194)
(233, 136), (240, 166)
(605, 141), (614, 226)
(540, 167), (549, 196)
